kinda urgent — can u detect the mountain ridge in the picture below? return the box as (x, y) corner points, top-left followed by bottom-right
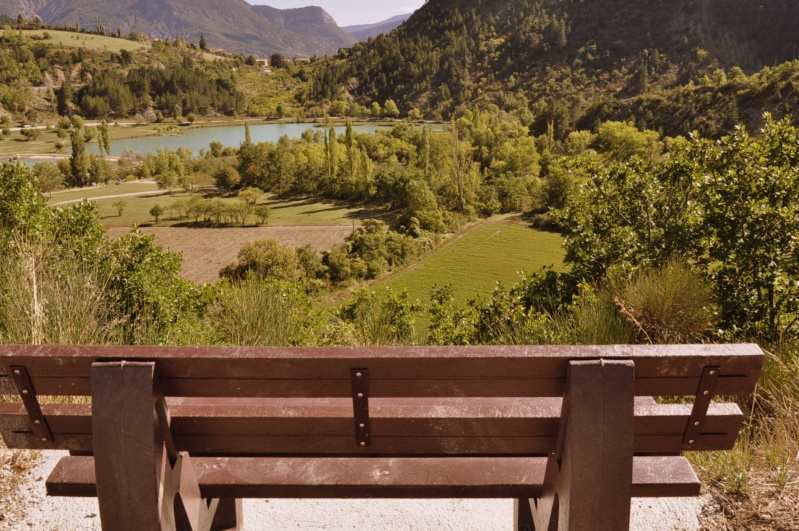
(0, 0), (355, 57)
(343, 14), (411, 41)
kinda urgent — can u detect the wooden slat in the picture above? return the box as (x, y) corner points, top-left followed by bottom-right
(0, 400), (744, 455)
(0, 371), (16, 395)
(46, 455), (700, 499)
(13, 372), (758, 399)
(0, 344), (764, 389)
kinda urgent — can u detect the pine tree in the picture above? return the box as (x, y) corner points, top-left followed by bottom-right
(199, 33), (207, 51)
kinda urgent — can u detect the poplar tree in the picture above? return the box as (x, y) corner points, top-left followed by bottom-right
(98, 119), (111, 156)
(69, 128), (89, 187)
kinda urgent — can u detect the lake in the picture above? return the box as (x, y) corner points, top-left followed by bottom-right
(86, 122), (443, 157)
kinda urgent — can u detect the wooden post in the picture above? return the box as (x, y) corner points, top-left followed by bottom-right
(530, 359), (635, 530)
(91, 361), (220, 531)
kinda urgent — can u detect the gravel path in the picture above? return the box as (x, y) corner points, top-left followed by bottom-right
(1, 451), (706, 530)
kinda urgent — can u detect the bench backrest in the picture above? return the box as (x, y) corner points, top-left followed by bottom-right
(0, 344), (764, 457)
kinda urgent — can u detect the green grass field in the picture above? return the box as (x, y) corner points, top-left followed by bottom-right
(21, 30), (149, 52)
(48, 184), (373, 229)
(373, 220), (566, 306)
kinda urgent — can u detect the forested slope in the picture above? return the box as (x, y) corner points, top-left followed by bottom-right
(311, 0), (799, 136)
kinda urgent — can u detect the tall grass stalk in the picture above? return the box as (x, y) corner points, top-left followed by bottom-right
(0, 239), (113, 345)
(614, 258), (716, 344)
(212, 276), (316, 346)
(690, 348), (799, 495)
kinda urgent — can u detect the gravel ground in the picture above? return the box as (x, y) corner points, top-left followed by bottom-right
(0, 451), (706, 530)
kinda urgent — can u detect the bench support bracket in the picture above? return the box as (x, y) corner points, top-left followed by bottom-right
(91, 361), (238, 531)
(682, 365), (721, 448)
(9, 365), (53, 442)
(524, 359), (635, 531)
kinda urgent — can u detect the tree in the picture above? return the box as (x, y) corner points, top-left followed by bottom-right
(98, 119), (111, 156)
(56, 75), (73, 116)
(238, 187), (263, 207)
(215, 165), (241, 190)
(0, 160), (48, 249)
(558, 115), (799, 340)
(32, 162), (64, 196)
(384, 99), (400, 118)
(199, 33), (207, 51)
(596, 121), (663, 162)
(270, 53), (288, 69)
(109, 200), (127, 217)
(220, 238), (300, 281)
(149, 204), (164, 224)
(243, 121), (252, 146)
(20, 128), (41, 141)
(254, 205), (271, 225)
(69, 128), (89, 187)
(101, 230), (201, 344)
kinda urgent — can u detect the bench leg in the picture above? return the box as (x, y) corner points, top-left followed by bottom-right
(92, 361), (222, 531)
(515, 497), (535, 531)
(531, 359), (635, 531)
(211, 499), (243, 531)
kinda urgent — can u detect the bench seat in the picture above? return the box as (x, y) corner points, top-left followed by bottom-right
(47, 455), (700, 499)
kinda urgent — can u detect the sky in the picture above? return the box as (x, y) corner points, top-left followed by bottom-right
(249, 1), (426, 27)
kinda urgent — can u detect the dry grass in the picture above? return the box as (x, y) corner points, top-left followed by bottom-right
(694, 348), (799, 530)
(106, 226), (355, 284)
(0, 434), (40, 525)
(700, 466), (799, 530)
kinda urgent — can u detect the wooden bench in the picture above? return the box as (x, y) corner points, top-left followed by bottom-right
(0, 344), (763, 530)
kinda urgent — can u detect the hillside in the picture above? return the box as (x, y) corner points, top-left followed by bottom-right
(343, 14), (411, 41)
(312, 0), (799, 136)
(0, 0), (353, 57)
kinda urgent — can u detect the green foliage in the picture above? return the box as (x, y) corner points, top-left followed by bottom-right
(0, 246), (113, 345)
(691, 117), (799, 339)
(112, 200), (127, 216)
(212, 275), (317, 346)
(613, 259), (716, 344)
(20, 127), (41, 141)
(326, 288), (421, 346)
(0, 160), (48, 245)
(149, 204), (163, 223)
(220, 238), (300, 282)
(596, 121), (663, 162)
(101, 230), (203, 344)
(33, 161), (64, 195)
(68, 128), (89, 187)
(559, 114), (799, 340)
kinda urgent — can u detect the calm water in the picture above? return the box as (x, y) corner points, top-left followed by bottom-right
(5, 122), (445, 167)
(86, 122), (441, 157)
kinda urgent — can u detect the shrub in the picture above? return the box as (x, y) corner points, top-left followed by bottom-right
(614, 259), (716, 343)
(220, 238), (300, 282)
(212, 276), (316, 346)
